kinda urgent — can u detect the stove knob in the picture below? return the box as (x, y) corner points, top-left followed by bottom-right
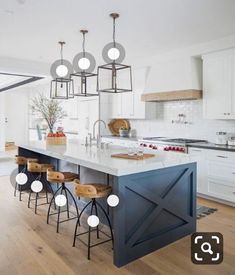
(152, 146), (157, 150)
(168, 146), (172, 150)
(143, 144), (147, 147)
(176, 147), (180, 151)
(149, 144), (153, 148)
(180, 148), (185, 152)
(172, 147), (176, 151)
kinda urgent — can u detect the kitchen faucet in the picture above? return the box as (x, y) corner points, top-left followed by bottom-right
(92, 119), (106, 141)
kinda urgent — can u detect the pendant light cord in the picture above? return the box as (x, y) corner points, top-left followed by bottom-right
(60, 42), (64, 65)
(113, 16), (116, 47)
(82, 32), (86, 58)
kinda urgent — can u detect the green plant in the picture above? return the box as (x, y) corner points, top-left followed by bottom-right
(31, 94), (67, 133)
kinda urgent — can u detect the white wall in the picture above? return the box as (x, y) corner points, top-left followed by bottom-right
(130, 100), (235, 143)
(0, 93), (5, 151)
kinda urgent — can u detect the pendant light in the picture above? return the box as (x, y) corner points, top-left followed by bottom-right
(97, 13), (132, 93)
(71, 30), (98, 97)
(50, 41), (74, 99)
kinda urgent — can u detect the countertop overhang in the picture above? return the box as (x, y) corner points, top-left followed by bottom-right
(17, 140), (194, 176)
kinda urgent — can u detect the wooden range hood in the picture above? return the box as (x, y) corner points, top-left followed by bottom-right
(141, 89), (202, 102)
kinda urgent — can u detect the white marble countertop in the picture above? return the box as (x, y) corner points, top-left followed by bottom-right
(17, 140), (195, 176)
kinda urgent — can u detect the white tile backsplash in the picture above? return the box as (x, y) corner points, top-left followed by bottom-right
(129, 100), (235, 143)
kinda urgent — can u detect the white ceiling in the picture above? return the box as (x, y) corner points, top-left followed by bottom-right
(0, 74), (29, 89)
(1, 0), (235, 65)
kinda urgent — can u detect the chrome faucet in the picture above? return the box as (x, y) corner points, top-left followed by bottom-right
(92, 119), (106, 141)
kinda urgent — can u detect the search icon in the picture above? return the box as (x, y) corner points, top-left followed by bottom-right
(201, 242), (213, 255)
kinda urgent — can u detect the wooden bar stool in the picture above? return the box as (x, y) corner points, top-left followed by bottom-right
(14, 156), (38, 201)
(27, 161), (54, 214)
(47, 169), (79, 233)
(73, 179), (114, 260)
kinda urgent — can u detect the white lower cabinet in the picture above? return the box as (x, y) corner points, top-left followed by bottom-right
(188, 147), (235, 204)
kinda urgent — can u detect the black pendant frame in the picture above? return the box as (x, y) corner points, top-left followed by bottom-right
(50, 78), (74, 100)
(97, 62), (132, 93)
(71, 71), (98, 97)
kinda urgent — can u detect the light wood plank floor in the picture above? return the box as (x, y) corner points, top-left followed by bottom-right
(0, 175), (234, 275)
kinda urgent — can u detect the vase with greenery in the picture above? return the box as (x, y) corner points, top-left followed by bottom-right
(31, 94), (67, 133)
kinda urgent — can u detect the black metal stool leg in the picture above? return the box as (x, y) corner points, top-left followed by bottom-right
(47, 185), (63, 224)
(65, 186), (79, 217)
(56, 185), (64, 233)
(96, 201), (114, 247)
(35, 192), (39, 214)
(64, 187), (70, 219)
(72, 200), (92, 247)
(14, 182), (18, 197)
(93, 199), (100, 239)
(88, 225), (91, 260)
(28, 189), (32, 208)
(19, 185), (22, 201)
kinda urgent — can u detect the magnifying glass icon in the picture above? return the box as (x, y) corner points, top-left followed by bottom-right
(201, 242), (213, 255)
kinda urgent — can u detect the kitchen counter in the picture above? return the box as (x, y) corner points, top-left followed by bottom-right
(101, 135), (140, 141)
(17, 139), (196, 267)
(188, 142), (235, 152)
(17, 140), (193, 176)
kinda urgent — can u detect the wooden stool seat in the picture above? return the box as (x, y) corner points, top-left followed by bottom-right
(27, 162), (54, 173)
(47, 169), (79, 183)
(15, 156), (38, 165)
(74, 179), (112, 199)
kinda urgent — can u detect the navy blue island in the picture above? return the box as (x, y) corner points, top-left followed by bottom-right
(17, 140), (196, 267)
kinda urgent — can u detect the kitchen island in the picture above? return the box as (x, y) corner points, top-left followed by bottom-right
(17, 140), (196, 267)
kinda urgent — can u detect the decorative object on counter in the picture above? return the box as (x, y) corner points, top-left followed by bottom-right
(32, 95), (66, 145)
(108, 119), (130, 136)
(111, 153), (155, 160)
(46, 130), (66, 145)
(50, 41), (74, 99)
(97, 13), (132, 93)
(71, 30), (98, 97)
(129, 129), (137, 138)
(172, 113), (189, 124)
(119, 127), (129, 137)
(228, 135), (235, 146)
(215, 131), (228, 145)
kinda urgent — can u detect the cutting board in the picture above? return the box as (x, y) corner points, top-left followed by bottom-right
(111, 153), (155, 160)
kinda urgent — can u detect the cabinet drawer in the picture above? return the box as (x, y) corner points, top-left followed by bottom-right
(208, 161), (235, 181)
(206, 150), (235, 164)
(208, 179), (235, 202)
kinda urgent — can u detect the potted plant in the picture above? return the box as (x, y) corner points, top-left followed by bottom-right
(31, 94), (67, 144)
(119, 127), (130, 137)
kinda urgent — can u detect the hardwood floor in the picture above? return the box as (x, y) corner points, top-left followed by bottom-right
(0, 175), (234, 275)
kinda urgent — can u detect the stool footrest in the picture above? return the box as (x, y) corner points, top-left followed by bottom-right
(75, 228), (112, 248)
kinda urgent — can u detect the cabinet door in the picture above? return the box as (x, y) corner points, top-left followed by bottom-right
(230, 54), (235, 118)
(111, 93), (122, 118)
(188, 148), (207, 194)
(203, 56), (230, 119)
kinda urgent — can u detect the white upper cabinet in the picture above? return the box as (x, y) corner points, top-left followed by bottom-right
(110, 67), (156, 119)
(203, 48), (235, 119)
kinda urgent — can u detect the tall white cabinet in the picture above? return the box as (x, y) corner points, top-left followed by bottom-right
(203, 48), (235, 119)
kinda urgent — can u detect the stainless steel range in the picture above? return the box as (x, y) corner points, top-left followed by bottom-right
(138, 137), (207, 153)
